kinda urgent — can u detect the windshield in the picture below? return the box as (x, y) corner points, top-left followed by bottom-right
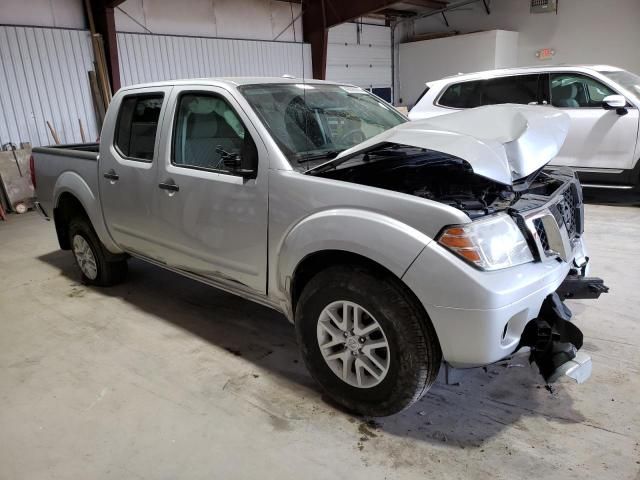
(599, 69), (640, 102)
(238, 83), (406, 169)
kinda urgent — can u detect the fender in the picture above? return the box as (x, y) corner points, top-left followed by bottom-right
(54, 171), (123, 254)
(275, 207), (434, 313)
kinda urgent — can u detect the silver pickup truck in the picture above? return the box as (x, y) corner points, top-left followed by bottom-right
(32, 77), (607, 416)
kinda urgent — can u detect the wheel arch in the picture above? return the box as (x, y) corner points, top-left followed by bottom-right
(291, 250), (404, 316)
(54, 192), (89, 250)
(52, 171), (122, 254)
(274, 208), (433, 318)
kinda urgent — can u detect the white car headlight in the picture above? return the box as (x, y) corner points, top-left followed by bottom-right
(437, 213), (534, 271)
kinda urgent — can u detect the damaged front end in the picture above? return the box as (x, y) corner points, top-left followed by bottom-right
(508, 171), (609, 385)
(519, 292), (593, 384)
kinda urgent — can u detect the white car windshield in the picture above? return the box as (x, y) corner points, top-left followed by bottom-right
(599, 69), (640, 102)
(239, 83), (406, 168)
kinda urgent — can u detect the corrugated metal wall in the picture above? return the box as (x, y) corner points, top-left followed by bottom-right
(117, 32), (312, 86)
(0, 27), (312, 147)
(0, 26), (99, 147)
(327, 23), (391, 89)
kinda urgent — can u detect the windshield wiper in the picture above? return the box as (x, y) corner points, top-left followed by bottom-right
(296, 150), (341, 163)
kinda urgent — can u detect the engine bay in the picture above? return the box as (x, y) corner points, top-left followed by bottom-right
(310, 143), (571, 219)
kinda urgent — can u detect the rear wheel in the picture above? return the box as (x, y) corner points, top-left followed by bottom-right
(69, 217), (127, 286)
(295, 265), (441, 416)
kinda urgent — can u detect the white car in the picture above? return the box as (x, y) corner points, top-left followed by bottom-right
(409, 65), (640, 190)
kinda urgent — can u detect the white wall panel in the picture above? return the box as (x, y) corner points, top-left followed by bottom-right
(410, 0), (640, 74)
(0, 26), (99, 147)
(117, 32), (311, 86)
(326, 23), (391, 89)
(0, 0), (85, 29)
(115, 0), (303, 43)
(398, 30), (519, 106)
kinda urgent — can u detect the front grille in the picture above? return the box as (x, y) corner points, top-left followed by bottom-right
(560, 186), (579, 237)
(525, 182), (583, 258)
(533, 218), (549, 252)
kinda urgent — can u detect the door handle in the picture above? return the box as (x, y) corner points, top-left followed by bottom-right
(103, 170), (119, 181)
(158, 181), (179, 192)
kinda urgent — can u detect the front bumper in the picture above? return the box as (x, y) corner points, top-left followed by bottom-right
(402, 168), (608, 370)
(403, 232), (601, 368)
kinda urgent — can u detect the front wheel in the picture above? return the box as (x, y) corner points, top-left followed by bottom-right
(69, 217), (127, 286)
(295, 265), (441, 417)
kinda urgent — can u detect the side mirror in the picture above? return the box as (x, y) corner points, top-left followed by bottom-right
(602, 95), (627, 114)
(216, 144), (257, 179)
(238, 136), (259, 179)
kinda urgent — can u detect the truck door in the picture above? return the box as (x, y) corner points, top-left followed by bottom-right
(150, 86), (269, 294)
(545, 72), (638, 172)
(99, 86), (172, 259)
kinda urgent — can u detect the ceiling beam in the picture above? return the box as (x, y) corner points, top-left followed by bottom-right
(378, 8), (417, 17)
(401, 0), (449, 9)
(104, 0), (127, 7)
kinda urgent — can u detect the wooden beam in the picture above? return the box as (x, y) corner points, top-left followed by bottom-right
(302, 0), (328, 79)
(86, 0), (121, 92)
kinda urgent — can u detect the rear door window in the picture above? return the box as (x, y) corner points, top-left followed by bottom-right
(115, 94), (164, 161)
(480, 75), (539, 105)
(438, 81), (482, 108)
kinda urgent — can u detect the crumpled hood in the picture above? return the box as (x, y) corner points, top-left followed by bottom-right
(335, 105), (570, 185)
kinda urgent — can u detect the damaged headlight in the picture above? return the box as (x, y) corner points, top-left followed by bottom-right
(437, 213), (534, 271)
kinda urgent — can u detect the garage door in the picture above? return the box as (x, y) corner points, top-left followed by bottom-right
(326, 23), (391, 100)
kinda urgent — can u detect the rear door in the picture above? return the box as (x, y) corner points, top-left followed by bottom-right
(149, 85), (269, 293)
(545, 72), (638, 171)
(99, 87), (171, 258)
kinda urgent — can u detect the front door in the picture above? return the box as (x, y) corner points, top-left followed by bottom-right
(151, 86), (269, 293)
(545, 73), (639, 172)
(99, 87), (171, 258)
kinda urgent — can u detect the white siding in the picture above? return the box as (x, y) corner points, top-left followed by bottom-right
(0, 0), (85, 29)
(116, 0), (304, 43)
(117, 32), (312, 86)
(0, 26), (99, 147)
(326, 23), (391, 89)
(409, 0), (640, 74)
(398, 30), (519, 106)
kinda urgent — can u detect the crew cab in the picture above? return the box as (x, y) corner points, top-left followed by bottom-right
(409, 65), (640, 190)
(32, 77), (607, 416)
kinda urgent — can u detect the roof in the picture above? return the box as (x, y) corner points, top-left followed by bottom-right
(431, 64), (624, 83)
(119, 76), (348, 92)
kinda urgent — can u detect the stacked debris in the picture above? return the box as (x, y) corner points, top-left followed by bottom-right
(0, 143), (35, 217)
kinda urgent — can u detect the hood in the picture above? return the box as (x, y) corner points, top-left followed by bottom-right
(333, 105), (570, 185)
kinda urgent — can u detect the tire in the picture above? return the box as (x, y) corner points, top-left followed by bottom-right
(295, 265), (441, 417)
(68, 217), (127, 286)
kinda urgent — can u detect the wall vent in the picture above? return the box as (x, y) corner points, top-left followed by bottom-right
(531, 0), (557, 13)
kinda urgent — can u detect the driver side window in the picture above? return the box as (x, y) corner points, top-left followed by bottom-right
(550, 73), (615, 108)
(172, 93), (258, 176)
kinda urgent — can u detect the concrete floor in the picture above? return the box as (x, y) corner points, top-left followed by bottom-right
(1, 191), (639, 480)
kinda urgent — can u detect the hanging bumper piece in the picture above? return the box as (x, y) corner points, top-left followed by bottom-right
(518, 279), (607, 384)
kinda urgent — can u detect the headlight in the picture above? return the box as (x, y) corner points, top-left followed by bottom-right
(437, 213), (534, 271)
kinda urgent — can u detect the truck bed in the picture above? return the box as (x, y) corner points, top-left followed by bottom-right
(32, 143), (100, 221)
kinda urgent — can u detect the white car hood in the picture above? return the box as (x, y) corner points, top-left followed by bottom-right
(336, 104), (570, 185)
